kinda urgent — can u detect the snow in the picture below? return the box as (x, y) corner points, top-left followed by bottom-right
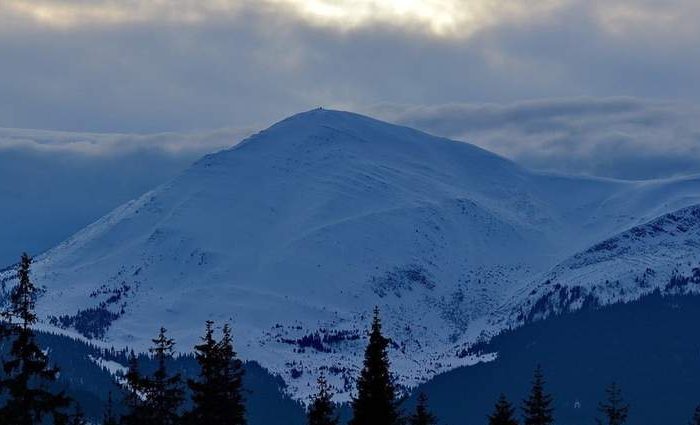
(88, 355), (128, 381)
(5, 108), (700, 401)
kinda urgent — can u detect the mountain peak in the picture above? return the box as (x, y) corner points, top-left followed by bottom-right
(258, 107), (414, 140)
(224, 107), (517, 178)
(17, 108), (700, 403)
(280, 107), (375, 125)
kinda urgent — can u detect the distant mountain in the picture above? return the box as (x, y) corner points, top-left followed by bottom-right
(6, 108), (700, 401)
(511, 204), (700, 324)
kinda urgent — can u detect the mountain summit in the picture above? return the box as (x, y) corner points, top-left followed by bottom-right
(12, 109), (700, 400)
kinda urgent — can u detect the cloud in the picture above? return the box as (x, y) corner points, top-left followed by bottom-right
(368, 97), (700, 180)
(5, 1), (697, 41)
(2, 1), (700, 265)
(0, 126), (251, 266)
(3, 96), (700, 267)
(0, 126), (251, 156)
(1, 0), (563, 37)
(1, 1), (700, 133)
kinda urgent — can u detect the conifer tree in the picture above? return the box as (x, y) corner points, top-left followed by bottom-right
(689, 404), (700, 425)
(103, 391), (119, 425)
(120, 353), (146, 425)
(141, 327), (184, 425)
(409, 393), (437, 425)
(0, 253), (71, 424)
(185, 320), (218, 424)
(219, 324), (246, 424)
(186, 321), (246, 425)
(349, 307), (400, 425)
(690, 405), (700, 425)
(307, 375), (338, 425)
(489, 394), (518, 425)
(521, 366), (554, 425)
(596, 382), (628, 425)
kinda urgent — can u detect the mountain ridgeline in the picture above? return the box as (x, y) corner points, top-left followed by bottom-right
(3, 108), (700, 403)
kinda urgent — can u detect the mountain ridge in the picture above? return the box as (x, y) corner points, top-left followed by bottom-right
(4, 108), (700, 401)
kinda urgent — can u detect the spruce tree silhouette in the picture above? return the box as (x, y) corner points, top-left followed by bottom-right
(408, 393), (436, 425)
(489, 394), (518, 425)
(186, 321), (246, 425)
(596, 382), (628, 425)
(141, 327), (184, 425)
(219, 324), (246, 425)
(120, 353), (147, 425)
(102, 391), (119, 425)
(307, 375), (338, 425)
(349, 307), (400, 425)
(521, 365), (554, 425)
(67, 404), (88, 425)
(690, 405), (700, 425)
(0, 253), (71, 424)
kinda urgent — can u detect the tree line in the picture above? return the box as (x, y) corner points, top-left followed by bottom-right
(305, 309), (635, 425)
(1, 254), (699, 425)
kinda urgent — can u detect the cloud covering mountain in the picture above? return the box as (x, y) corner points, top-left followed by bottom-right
(370, 97), (700, 180)
(10, 109), (700, 402)
(0, 127), (251, 265)
(4, 97), (700, 266)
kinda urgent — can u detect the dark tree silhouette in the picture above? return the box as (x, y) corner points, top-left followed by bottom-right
(218, 324), (246, 425)
(0, 253), (71, 424)
(186, 321), (246, 425)
(121, 328), (183, 425)
(349, 307), (400, 425)
(120, 353), (146, 425)
(103, 391), (119, 425)
(521, 365), (554, 425)
(409, 393), (437, 425)
(68, 404), (88, 425)
(690, 405), (700, 425)
(141, 327), (184, 425)
(307, 375), (338, 425)
(489, 394), (518, 425)
(596, 382), (628, 425)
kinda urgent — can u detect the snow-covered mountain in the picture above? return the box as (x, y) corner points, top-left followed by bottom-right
(511, 203), (700, 324)
(6, 108), (700, 400)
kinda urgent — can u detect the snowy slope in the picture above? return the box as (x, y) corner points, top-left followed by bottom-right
(6, 108), (700, 400)
(509, 203), (700, 324)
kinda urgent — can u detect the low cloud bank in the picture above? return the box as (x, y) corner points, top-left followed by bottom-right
(0, 127), (251, 266)
(4, 97), (700, 266)
(370, 97), (700, 180)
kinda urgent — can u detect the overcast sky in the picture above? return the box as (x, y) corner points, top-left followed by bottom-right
(2, 0), (700, 264)
(2, 0), (700, 133)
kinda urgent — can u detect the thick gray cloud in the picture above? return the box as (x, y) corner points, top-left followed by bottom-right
(369, 97), (700, 180)
(0, 1), (699, 132)
(0, 127), (250, 266)
(3, 96), (700, 267)
(2, 1), (700, 264)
